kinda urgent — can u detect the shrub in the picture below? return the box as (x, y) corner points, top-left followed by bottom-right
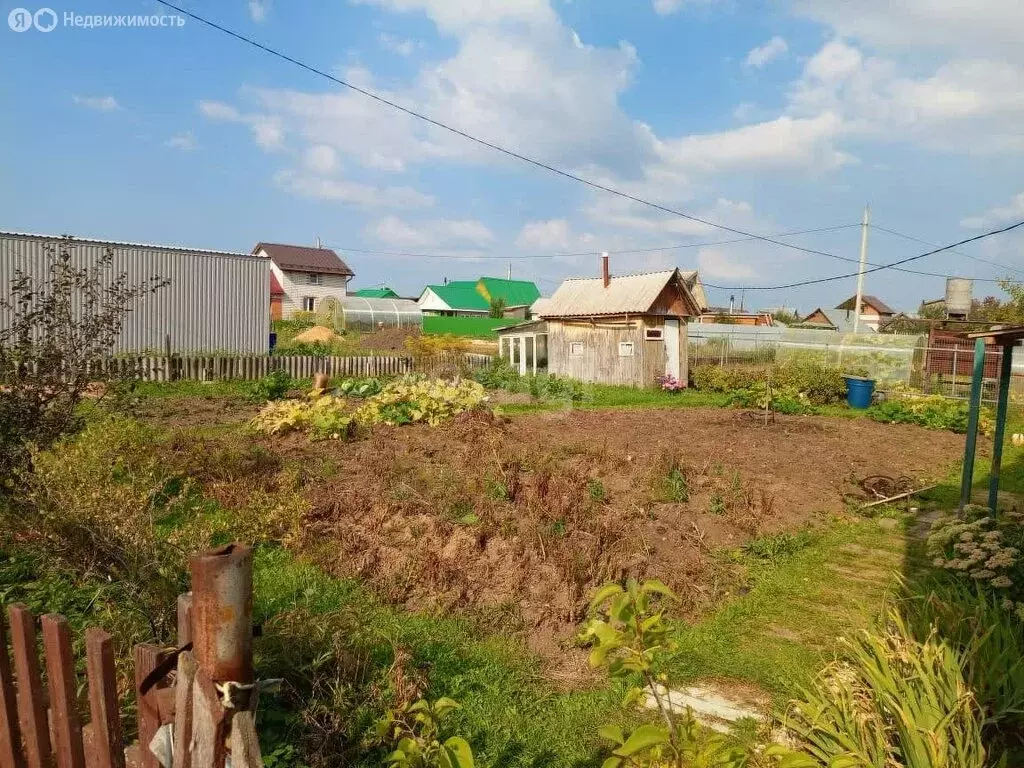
(728, 383), (809, 414)
(375, 698), (475, 768)
(868, 388), (994, 435)
(17, 417), (198, 638)
(769, 611), (989, 767)
(249, 369), (296, 401)
(692, 361), (848, 405)
(656, 374), (684, 392)
(0, 240), (168, 477)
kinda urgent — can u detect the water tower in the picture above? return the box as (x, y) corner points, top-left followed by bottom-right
(945, 277), (973, 319)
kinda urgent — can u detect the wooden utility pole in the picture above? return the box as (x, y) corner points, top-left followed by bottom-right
(853, 205), (870, 334)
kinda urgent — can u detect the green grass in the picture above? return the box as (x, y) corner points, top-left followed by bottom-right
(665, 519), (909, 701)
(252, 548), (620, 768)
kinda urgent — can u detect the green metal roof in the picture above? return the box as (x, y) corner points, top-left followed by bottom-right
(426, 281), (490, 311)
(477, 277), (541, 307)
(353, 287), (399, 298)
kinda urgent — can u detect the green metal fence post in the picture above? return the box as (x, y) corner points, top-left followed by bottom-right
(988, 343), (1015, 512)
(959, 337), (987, 509)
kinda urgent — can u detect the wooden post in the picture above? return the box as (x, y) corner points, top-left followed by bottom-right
(988, 343), (1015, 512)
(134, 645), (166, 768)
(171, 653), (197, 768)
(41, 615), (87, 768)
(85, 629), (125, 768)
(0, 611), (25, 768)
(960, 337), (987, 509)
(7, 605), (51, 768)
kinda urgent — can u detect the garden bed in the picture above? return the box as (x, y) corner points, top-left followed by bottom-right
(217, 406), (966, 677)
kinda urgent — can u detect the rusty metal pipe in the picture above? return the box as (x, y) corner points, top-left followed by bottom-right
(190, 544), (253, 685)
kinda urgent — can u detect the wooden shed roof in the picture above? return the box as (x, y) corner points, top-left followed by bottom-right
(540, 268), (700, 318)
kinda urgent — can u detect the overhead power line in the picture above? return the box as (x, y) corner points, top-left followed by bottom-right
(156, 1), (1015, 289)
(702, 220), (1024, 291)
(325, 224), (857, 261)
(870, 223), (1024, 276)
(153, 1), (893, 267)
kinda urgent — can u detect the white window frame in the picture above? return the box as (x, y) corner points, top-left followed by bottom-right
(306, 272), (323, 285)
(568, 341), (584, 357)
(644, 327), (664, 341)
(302, 296), (316, 312)
(618, 341), (635, 357)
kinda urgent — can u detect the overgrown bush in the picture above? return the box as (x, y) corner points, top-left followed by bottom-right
(0, 240), (167, 478)
(16, 416), (199, 638)
(728, 382), (809, 414)
(868, 388), (994, 434)
(692, 360), (849, 406)
(473, 357), (587, 403)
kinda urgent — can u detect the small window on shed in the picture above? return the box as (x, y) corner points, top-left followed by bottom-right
(644, 327), (664, 341)
(619, 341), (634, 357)
(569, 341), (584, 356)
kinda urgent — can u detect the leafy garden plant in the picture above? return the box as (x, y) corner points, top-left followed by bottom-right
(375, 697), (475, 768)
(582, 579), (747, 768)
(868, 385), (994, 435)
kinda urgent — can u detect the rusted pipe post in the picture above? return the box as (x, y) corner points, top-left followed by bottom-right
(189, 545), (253, 685)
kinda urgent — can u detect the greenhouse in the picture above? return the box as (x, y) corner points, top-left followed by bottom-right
(336, 295), (422, 331)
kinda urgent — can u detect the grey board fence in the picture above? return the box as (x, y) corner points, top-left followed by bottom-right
(96, 352), (493, 381)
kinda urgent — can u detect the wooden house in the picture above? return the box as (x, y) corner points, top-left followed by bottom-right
(517, 257), (701, 387)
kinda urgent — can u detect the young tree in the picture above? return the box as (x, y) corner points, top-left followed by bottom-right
(0, 239), (169, 476)
(488, 297), (508, 318)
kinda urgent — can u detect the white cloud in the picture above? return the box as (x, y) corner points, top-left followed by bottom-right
(656, 112), (850, 174)
(369, 215), (495, 248)
(744, 36), (788, 69)
(653, 0), (719, 16)
(274, 170), (435, 209)
(165, 131), (198, 151)
(198, 100), (285, 149)
(515, 219), (573, 250)
(353, 0), (555, 34)
(696, 248), (756, 280)
(198, 100), (241, 121)
(303, 145), (338, 174)
(72, 95), (119, 112)
(248, 0), (269, 23)
(961, 193), (1024, 229)
(378, 32), (417, 56)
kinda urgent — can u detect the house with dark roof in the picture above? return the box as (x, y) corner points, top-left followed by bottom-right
(497, 256), (701, 386)
(253, 242), (355, 318)
(417, 277), (540, 317)
(834, 294), (896, 331)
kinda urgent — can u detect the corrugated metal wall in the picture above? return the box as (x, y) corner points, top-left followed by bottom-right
(0, 233), (270, 354)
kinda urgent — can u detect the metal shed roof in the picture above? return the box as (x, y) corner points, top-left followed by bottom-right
(540, 269), (697, 318)
(0, 230), (256, 258)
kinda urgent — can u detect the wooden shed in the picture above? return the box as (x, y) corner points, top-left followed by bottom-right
(532, 258), (701, 387)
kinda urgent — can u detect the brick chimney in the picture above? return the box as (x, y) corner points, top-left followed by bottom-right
(601, 252), (610, 288)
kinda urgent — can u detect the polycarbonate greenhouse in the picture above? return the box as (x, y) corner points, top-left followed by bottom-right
(339, 296), (422, 331)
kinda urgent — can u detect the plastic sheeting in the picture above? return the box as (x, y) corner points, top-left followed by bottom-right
(340, 296), (422, 331)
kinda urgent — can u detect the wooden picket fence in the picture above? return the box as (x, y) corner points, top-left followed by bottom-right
(0, 545), (262, 768)
(97, 352), (493, 382)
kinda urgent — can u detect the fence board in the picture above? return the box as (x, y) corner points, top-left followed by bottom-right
(42, 615), (87, 768)
(85, 629), (124, 768)
(171, 653), (197, 768)
(0, 612), (25, 768)
(134, 645), (165, 768)
(8, 605), (51, 768)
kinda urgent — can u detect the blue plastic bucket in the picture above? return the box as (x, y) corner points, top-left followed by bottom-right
(844, 376), (875, 409)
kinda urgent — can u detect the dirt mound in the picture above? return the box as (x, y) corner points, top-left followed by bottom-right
(293, 326), (341, 343)
(276, 407), (962, 672)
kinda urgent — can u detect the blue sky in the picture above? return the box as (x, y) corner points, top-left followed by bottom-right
(3, 0), (1024, 313)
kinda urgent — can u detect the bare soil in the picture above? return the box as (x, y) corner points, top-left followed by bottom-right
(355, 327), (420, 352)
(250, 407), (963, 676)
